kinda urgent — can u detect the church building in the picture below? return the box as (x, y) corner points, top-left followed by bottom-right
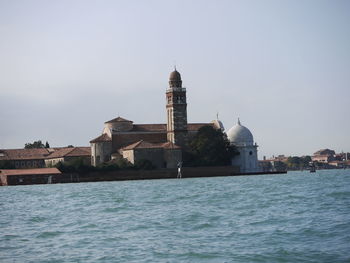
(90, 69), (221, 168)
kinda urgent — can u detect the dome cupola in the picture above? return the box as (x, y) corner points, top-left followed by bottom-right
(169, 68), (182, 88)
(226, 118), (254, 146)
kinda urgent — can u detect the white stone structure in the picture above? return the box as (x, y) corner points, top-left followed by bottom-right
(226, 119), (260, 173)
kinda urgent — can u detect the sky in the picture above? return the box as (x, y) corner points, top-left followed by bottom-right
(0, 0), (349, 158)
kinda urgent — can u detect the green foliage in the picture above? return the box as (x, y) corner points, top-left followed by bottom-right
(0, 160), (15, 169)
(285, 156), (312, 170)
(55, 157), (95, 174)
(184, 126), (237, 167)
(113, 158), (135, 169)
(25, 140), (45, 149)
(45, 141), (50, 148)
(96, 162), (120, 172)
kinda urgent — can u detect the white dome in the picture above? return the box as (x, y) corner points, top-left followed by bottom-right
(226, 119), (254, 146)
(211, 119), (225, 131)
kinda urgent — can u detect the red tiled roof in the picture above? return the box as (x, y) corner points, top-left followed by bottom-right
(0, 168), (61, 176)
(90, 133), (112, 143)
(130, 123), (213, 132)
(159, 142), (181, 149)
(45, 147), (91, 159)
(122, 140), (162, 150)
(105, 116), (132, 123)
(0, 148), (50, 160)
(131, 124), (166, 132)
(122, 140), (181, 150)
(0, 147), (91, 161)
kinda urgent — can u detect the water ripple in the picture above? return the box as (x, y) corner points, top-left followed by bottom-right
(0, 170), (350, 262)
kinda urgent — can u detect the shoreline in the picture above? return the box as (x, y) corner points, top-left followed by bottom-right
(1, 166), (287, 186)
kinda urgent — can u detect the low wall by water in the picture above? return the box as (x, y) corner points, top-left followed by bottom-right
(59, 166), (241, 183)
(2, 166), (240, 185)
(2, 166), (287, 186)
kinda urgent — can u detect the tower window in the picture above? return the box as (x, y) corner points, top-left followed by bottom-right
(249, 151), (253, 155)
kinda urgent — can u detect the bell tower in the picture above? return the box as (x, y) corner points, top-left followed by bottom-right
(166, 68), (188, 147)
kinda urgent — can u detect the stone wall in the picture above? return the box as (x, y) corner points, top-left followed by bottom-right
(164, 148), (182, 168)
(91, 141), (112, 166)
(134, 148), (164, 168)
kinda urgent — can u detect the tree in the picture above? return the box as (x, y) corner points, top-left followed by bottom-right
(45, 141), (50, 148)
(24, 140), (45, 149)
(184, 125), (237, 167)
(55, 157), (94, 173)
(285, 156), (312, 170)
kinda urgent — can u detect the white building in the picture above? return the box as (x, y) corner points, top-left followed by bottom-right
(226, 119), (260, 173)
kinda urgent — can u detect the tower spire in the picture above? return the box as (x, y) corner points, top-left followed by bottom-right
(238, 117), (241, 125)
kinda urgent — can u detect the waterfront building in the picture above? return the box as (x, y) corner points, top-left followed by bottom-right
(226, 119), (260, 173)
(0, 147), (90, 169)
(0, 168), (61, 186)
(312, 148), (336, 163)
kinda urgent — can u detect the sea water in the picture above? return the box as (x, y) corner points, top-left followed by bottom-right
(0, 170), (349, 263)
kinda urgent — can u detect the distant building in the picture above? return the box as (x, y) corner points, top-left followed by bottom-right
(44, 147), (91, 167)
(226, 119), (260, 173)
(90, 70), (219, 168)
(0, 147), (91, 169)
(0, 148), (50, 168)
(314, 149), (335, 156)
(0, 168), (61, 186)
(312, 148), (336, 163)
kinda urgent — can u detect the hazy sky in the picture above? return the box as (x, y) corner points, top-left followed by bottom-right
(0, 0), (349, 158)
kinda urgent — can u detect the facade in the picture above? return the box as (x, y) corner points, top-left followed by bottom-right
(0, 168), (61, 186)
(121, 141), (182, 169)
(90, 69), (216, 168)
(226, 119), (260, 173)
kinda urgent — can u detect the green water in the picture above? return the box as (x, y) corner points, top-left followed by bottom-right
(1, 170), (349, 262)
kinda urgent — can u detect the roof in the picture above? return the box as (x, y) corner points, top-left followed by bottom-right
(169, 70), (182, 81)
(0, 168), (61, 176)
(122, 140), (162, 150)
(159, 141), (181, 149)
(313, 149), (335, 156)
(226, 119), (254, 146)
(0, 147), (91, 161)
(105, 116), (132, 124)
(131, 124), (167, 132)
(45, 147), (91, 159)
(122, 140), (181, 150)
(0, 148), (50, 160)
(90, 133), (112, 143)
(129, 123), (213, 133)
